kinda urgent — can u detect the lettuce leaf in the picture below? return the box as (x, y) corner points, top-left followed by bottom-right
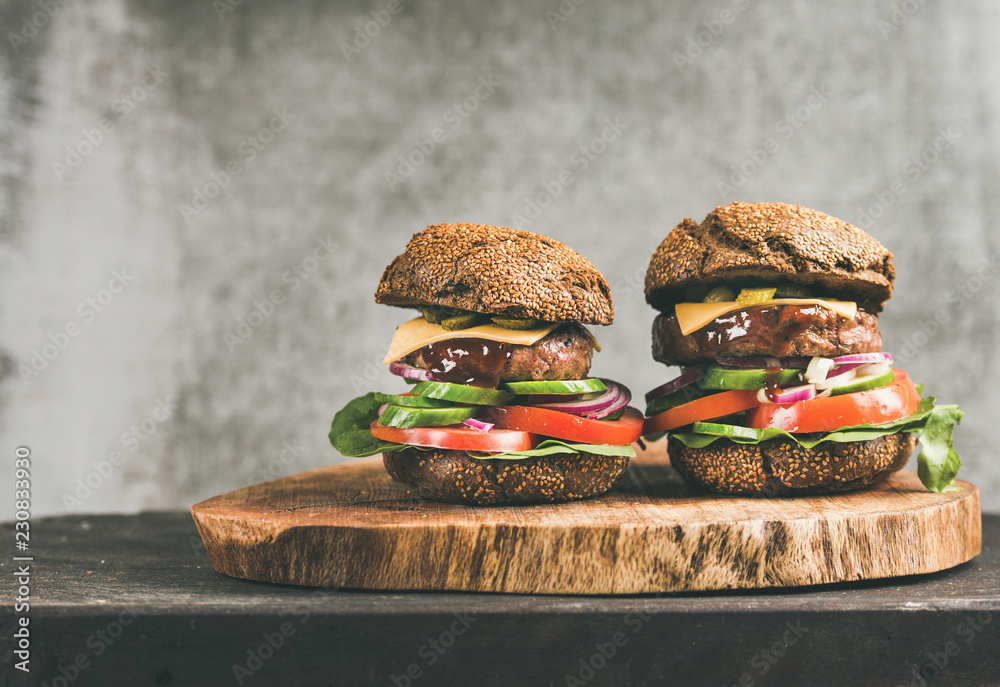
(916, 404), (964, 492)
(669, 395), (963, 492)
(467, 440), (636, 461)
(329, 394), (635, 461)
(328, 393), (408, 457)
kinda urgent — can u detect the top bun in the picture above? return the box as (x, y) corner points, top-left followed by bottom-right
(375, 223), (614, 324)
(645, 202), (896, 313)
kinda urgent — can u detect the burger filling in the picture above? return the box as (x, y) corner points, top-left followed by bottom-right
(330, 313), (642, 465)
(405, 324), (595, 387)
(640, 284), (964, 493)
(652, 305), (881, 366)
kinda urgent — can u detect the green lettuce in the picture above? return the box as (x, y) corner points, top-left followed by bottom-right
(329, 393), (635, 461)
(669, 395), (963, 492)
(467, 441), (635, 461)
(328, 393), (409, 457)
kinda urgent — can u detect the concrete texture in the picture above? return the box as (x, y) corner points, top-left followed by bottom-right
(0, 0), (998, 515)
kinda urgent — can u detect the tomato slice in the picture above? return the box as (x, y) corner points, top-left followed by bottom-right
(643, 389), (761, 435)
(369, 421), (537, 453)
(486, 406), (644, 445)
(745, 369), (920, 433)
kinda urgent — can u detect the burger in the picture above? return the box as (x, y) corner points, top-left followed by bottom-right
(641, 202), (963, 495)
(329, 223), (643, 505)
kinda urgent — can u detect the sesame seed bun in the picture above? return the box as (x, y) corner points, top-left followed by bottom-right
(382, 448), (629, 505)
(375, 223), (614, 325)
(667, 432), (917, 495)
(644, 202), (896, 313)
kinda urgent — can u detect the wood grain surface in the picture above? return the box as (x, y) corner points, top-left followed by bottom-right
(191, 446), (982, 594)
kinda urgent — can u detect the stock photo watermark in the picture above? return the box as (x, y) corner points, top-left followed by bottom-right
(62, 396), (177, 511)
(724, 619), (809, 687)
(563, 609), (657, 685)
(386, 613), (478, 687)
(180, 106), (295, 224)
(51, 65), (167, 182)
(340, 0), (413, 60)
(545, 0), (589, 32)
(12, 446), (33, 674)
(214, 0), (244, 21)
(245, 439), (309, 485)
(231, 613), (311, 685)
(233, 571), (348, 684)
(673, 0), (751, 71)
(716, 82), (832, 200)
(877, 0), (928, 39)
(350, 349), (392, 393)
(896, 255), (998, 365)
(18, 268), (136, 386)
(34, 607), (140, 687)
(895, 612), (992, 687)
(222, 235), (338, 352)
(383, 75), (501, 191)
(510, 114), (628, 230)
(854, 126), (961, 230)
(6, 0), (71, 53)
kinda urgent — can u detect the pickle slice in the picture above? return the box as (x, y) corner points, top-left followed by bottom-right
(441, 313), (481, 331)
(702, 285), (736, 303)
(774, 283), (815, 298)
(491, 316), (542, 330)
(735, 287), (777, 306)
(420, 307), (446, 324)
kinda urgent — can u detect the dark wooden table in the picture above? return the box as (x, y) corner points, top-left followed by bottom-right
(2, 512), (998, 687)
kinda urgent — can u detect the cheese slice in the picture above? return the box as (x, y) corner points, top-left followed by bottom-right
(383, 317), (566, 364)
(675, 299), (858, 336)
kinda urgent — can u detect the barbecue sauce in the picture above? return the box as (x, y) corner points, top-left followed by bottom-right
(414, 338), (513, 388)
(763, 367), (783, 402)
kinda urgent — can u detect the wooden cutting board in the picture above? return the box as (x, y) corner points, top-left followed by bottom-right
(190, 445), (981, 594)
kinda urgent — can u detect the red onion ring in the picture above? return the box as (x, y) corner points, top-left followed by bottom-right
(534, 379), (631, 419)
(645, 368), (704, 403)
(463, 418), (494, 431)
(389, 361), (443, 383)
(716, 357), (810, 369)
(831, 352), (894, 365)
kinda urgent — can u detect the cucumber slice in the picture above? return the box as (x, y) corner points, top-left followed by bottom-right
(378, 404), (479, 428)
(373, 393), (452, 408)
(502, 378), (608, 395)
(830, 369), (896, 396)
(699, 364), (801, 390)
(412, 381), (513, 405)
(691, 421), (762, 441)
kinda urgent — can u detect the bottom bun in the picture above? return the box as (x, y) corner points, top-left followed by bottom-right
(383, 448), (630, 506)
(667, 432), (917, 495)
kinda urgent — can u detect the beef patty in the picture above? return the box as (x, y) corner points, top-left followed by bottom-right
(406, 323), (595, 384)
(653, 305), (882, 366)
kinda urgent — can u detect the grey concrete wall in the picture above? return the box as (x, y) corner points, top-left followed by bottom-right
(1, 0), (998, 515)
